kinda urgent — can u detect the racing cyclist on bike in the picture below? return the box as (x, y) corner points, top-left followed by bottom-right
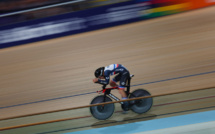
(93, 64), (130, 111)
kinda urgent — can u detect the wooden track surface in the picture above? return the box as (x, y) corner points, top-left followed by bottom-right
(0, 6), (215, 134)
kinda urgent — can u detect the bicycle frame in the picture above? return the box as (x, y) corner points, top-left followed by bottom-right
(96, 76), (132, 105)
(97, 86), (124, 104)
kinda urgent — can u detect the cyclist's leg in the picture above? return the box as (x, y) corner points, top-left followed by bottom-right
(112, 74), (128, 100)
(119, 72), (130, 111)
(110, 79), (118, 87)
(110, 74), (121, 87)
(119, 71), (130, 97)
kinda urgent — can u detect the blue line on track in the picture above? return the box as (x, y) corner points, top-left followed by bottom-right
(1, 70), (215, 110)
(131, 70), (215, 87)
(0, 92), (95, 110)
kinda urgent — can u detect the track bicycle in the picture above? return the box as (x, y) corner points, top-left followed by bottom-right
(90, 75), (153, 120)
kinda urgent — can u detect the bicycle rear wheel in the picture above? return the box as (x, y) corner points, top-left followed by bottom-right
(129, 89), (153, 114)
(90, 95), (114, 120)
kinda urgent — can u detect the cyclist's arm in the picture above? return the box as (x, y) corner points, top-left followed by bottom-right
(98, 76), (110, 85)
(98, 70), (110, 85)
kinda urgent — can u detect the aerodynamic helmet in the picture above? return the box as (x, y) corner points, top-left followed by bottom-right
(94, 67), (104, 78)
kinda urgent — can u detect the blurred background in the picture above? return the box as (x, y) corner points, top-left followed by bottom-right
(0, 0), (129, 26)
(0, 0), (215, 134)
(1, 0), (215, 48)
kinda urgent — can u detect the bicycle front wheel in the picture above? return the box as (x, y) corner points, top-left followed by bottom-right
(90, 95), (114, 120)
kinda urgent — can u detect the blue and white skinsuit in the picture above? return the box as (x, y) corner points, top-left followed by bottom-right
(98, 64), (130, 89)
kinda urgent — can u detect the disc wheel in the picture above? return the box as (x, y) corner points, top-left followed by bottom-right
(90, 95), (114, 120)
(129, 89), (153, 114)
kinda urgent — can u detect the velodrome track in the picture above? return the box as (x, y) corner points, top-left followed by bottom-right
(0, 6), (215, 134)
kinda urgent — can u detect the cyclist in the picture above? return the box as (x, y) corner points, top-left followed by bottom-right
(93, 64), (130, 111)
